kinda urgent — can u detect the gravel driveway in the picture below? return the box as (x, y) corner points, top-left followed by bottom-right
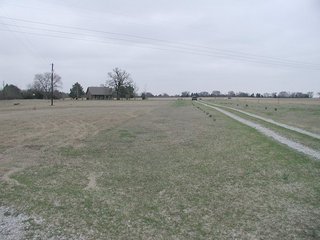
(203, 101), (320, 140)
(198, 101), (320, 160)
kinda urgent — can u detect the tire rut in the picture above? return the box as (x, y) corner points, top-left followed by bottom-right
(198, 101), (320, 160)
(202, 101), (320, 140)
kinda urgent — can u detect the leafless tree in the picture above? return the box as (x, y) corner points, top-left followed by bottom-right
(133, 83), (139, 98)
(228, 91), (235, 97)
(211, 90), (221, 97)
(278, 91), (290, 98)
(107, 67), (133, 100)
(33, 72), (62, 99)
(181, 91), (190, 97)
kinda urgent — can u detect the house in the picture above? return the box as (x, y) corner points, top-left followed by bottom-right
(86, 87), (113, 100)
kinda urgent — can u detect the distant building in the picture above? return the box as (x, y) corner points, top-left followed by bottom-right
(86, 87), (113, 100)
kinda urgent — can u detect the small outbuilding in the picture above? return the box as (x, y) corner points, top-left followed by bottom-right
(86, 87), (113, 100)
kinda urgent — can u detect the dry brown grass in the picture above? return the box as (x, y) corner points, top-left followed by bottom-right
(0, 99), (319, 239)
(0, 99), (163, 180)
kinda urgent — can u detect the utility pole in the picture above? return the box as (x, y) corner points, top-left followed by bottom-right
(51, 63), (54, 106)
(2, 81), (5, 100)
(76, 83), (79, 99)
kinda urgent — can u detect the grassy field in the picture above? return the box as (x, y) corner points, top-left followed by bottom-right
(0, 99), (320, 239)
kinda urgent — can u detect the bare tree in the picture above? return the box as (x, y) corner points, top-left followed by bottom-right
(307, 92), (313, 98)
(181, 91), (190, 97)
(211, 90), (221, 97)
(278, 91), (290, 98)
(33, 72), (62, 99)
(227, 91), (235, 97)
(133, 83), (139, 98)
(107, 67), (133, 100)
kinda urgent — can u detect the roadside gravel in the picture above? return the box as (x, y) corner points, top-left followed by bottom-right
(0, 206), (29, 240)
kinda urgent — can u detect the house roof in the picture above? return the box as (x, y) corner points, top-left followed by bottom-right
(86, 87), (112, 96)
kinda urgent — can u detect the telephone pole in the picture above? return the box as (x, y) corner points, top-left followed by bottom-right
(2, 81), (5, 100)
(76, 83), (79, 99)
(51, 63), (54, 106)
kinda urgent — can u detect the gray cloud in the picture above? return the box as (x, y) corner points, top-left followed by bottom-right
(0, 0), (319, 95)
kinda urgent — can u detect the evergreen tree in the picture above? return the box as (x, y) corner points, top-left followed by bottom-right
(70, 82), (85, 99)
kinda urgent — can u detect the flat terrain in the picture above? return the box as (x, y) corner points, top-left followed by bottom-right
(197, 101), (320, 160)
(0, 99), (320, 239)
(203, 98), (320, 152)
(206, 97), (320, 134)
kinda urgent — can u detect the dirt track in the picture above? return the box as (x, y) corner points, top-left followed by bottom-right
(203, 101), (320, 140)
(198, 101), (320, 160)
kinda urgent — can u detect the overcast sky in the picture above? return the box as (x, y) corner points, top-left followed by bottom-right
(0, 0), (319, 95)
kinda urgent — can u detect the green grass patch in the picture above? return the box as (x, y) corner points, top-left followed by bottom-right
(59, 146), (84, 157)
(172, 99), (191, 107)
(118, 129), (136, 139)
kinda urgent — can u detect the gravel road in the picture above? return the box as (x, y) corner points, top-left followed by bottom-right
(198, 101), (320, 160)
(202, 101), (320, 140)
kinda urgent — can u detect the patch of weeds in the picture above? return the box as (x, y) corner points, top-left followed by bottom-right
(24, 144), (43, 150)
(154, 134), (167, 141)
(24, 218), (45, 239)
(12, 165), (62, 187)
(282, 173), (289, 182)
(118, 129), (136, 139)
(11, 173), (34, 187)
(172, 100), (190, 107)
(59, 146), (83, 157)
(84, 147), (104, 158)
(0, 145), (8, 153)
(58, 145), (103, 158)
(4, 210), (11, 216)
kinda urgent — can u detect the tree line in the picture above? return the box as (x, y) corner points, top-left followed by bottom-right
(180, 90), (316, 98)
(0, 68), (318, 100)
(0, 67), (138, 100)
(0, 71), (65, 100)
(0, 83), (67, 100)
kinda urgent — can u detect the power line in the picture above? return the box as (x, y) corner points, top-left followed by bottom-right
(0, 17), (319, 70)
(0, 16), (318, 69)
(0, 10), (49, 65)
(2, 1), (153, 28)
(51, 63), (54, 106)
(1, 27), (319, 71)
